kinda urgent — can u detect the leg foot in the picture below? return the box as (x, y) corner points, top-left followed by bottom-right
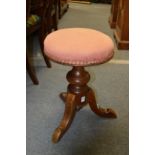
(52, 93), (76, 143)
(87, 88), (117, 118)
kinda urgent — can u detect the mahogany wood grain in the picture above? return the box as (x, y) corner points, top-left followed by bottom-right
(52, 93), (76, 143)
(26, 0), (51, 84)
(87, 88), (117, 118)
(52, 66), (117, 143)
(109, 0), (119, 28)
(113, 0), (129, 49)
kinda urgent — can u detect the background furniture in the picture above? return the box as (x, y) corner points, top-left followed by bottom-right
(46, 0), (59, 33)
(113, 0), (129, 49)
(109, 0), (119, 28)
(26, 0), (51, 85)
(58, 0), (69, 19)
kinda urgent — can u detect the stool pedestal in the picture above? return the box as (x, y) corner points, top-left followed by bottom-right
(52, 66), (117, 143)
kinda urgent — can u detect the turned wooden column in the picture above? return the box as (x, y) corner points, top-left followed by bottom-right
(60, 66), (91, 111)
(67, 67), (90, 94)
(67, 66), (90, 110)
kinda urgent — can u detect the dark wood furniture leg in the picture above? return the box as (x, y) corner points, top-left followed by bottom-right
(52, 66), (117, 143)
(87, 88), (117, 118)
(39, 30), (51, 68)
(26, 54), (39, 85)
(52, 93), (77, 143)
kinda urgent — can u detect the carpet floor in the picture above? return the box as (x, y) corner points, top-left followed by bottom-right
(27, 3), (129, 155)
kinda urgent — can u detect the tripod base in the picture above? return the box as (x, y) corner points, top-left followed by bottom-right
(52, 66), (117, 143)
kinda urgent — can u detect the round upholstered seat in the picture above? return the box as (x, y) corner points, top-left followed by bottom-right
(44, 28), (114, 66)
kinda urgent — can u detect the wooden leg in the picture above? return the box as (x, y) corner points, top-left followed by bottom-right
(52, 93), (77, 143)
(39, 28), (51, 68)
(59, 92), (88, 111)
(52, 67), (116, 143)
(87, 88), (117, 118)
(40, 48), (51, 68)
(26, 54), (39, 85)
(53, 13), (58, 31)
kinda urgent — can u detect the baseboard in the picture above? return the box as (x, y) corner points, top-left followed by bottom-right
(71, 1), (91, 4)
(113, 30), (129, 50)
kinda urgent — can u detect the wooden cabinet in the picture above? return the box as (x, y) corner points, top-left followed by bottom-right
(109, 0), (119, 28)
(113, 0), (129, 49)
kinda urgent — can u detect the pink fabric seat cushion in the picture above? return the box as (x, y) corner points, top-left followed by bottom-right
(44, 28), (114, 66)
